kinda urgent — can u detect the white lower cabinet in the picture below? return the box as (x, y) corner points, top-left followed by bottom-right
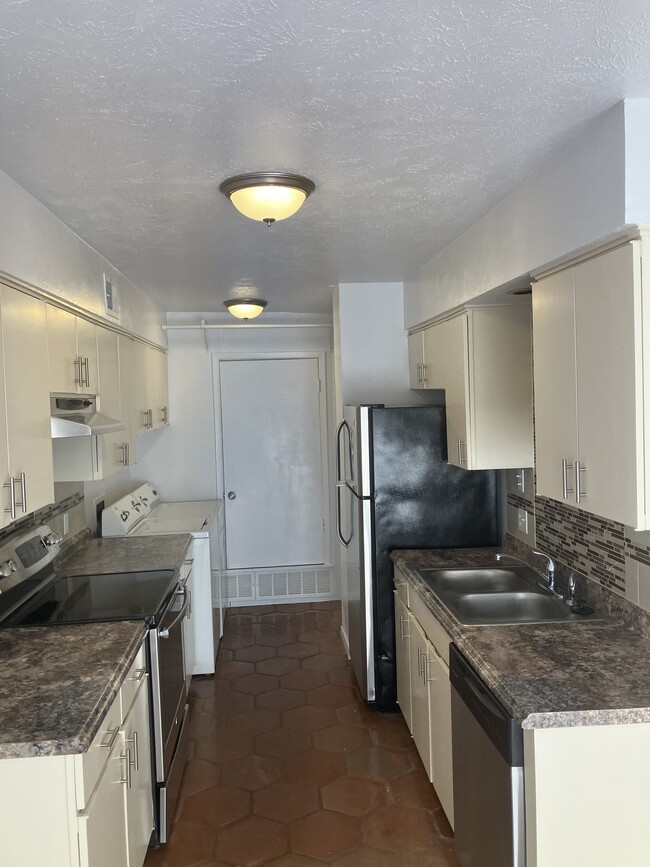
(182, 556), (196, 689)
(0, 640), (153, 867)
(394, 568), (454, 827)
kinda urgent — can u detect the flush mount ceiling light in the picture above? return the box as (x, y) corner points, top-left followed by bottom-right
(223, 298), (267, 320)
(219, 172), (315, 226)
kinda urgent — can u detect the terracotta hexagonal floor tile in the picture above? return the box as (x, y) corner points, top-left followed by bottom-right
(255, 632), (295, 647)
(188, 712), (221, 740)
(253, 780), (320, 823)
(328, 667), (357, 687)
(282, 749), (347, 786)
(274, 602), (312, 613)
(265, 855), (324, 867)
(255, 657), (301, 677)
(194, 729), (254, 764)
(234, 644), (277, 663)
(302, 653), (348, 672)
(433, 805), (454, 839)
(143, 820), (217, 866)
(217, 660), (255, 680)
(279, 669), (329, 692)
(222, 754), (282, 791)
(336, 702), (381, 729)
(290, 810), (362, 861)
(389, 768), (442, 811)
(321, 777), (385, 817)
(179, 784), (250, 829)
(347, 745), (414, 781)
(227, 707), (281, 735)
(216, 815), (288, 865)
(231, 673), (279, 695)
(313, 723), (371, 753)
(332, 845), (409, 866)
(362, 804), (437, 853)
(283, 704), (337, 732)
(189, 678), (222, 699)
(219, 633), (256, 651)
(178, 759), (223, 801)
(207, 690), (254, 717)
(294, 629), (322, 645)
(307, 684), (357, 708)
(255, 726), (312, 759)
(256, 688), (305, 713)
(279, 641), (320, 659)
(371, 717), (414, 750)
(258, 612), (290, 624)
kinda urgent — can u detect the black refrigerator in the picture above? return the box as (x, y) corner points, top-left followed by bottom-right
(336, 404), (499, 712)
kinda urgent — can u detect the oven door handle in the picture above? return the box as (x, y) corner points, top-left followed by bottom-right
(158, 588), (190, 639)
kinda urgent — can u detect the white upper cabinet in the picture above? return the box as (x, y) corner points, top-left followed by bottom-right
(0, 286), (54, 524)
(412, 304), (534, 470)
(47, 306), (98, 394)
(408, 331), (426, 388)
(147, 347), (169, 430)
(533, 239), (646, 527)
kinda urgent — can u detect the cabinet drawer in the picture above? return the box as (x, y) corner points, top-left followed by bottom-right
(393, 567), (410, 608)
(409, 588), (451, 665)
(74, 690), (122, 810)
(120, 641), (147, 723)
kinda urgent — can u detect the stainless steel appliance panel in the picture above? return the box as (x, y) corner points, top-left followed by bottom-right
(158, 703), (189, 843)
(450, 645), (525, 867)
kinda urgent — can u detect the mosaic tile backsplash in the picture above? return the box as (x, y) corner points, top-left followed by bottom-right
(0, 490), (85, 548)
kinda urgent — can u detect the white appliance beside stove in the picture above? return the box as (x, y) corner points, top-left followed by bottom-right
(102, 482), (224, 676)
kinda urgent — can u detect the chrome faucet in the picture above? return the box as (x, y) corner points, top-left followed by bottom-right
(533, 549), (556, 591)
(496, 550), (562, 598)
(495, 553), (529, 569)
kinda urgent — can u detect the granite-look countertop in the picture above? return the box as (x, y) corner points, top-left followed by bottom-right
(392, 548), (650, 729)
(0, 533), (193, 760)
(58, 533), (192, 576)
(0, 620), (146, 759)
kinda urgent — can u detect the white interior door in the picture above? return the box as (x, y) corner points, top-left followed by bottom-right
(220, 358), (327, 570)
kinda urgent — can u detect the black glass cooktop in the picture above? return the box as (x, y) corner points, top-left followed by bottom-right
(2, 570), (177, 628)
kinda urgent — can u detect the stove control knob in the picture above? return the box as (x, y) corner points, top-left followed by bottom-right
(121, 510), (130, 521)
(43, 532), (62, 547)
(0, 559), (16, 578)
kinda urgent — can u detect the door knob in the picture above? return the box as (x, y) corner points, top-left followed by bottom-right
(227, 491), (237, 500)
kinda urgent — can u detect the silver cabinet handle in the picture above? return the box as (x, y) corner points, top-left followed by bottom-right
(125, 442), (130, 466)
(416, 363), (422, 386)
(417, 646), (425, 676)
(125, 730), (139, 771)
(129, 667), (147, 683)
(425, 656), (437, 683)
(143, 409), (149, 429)
(457, 439), (467, 466)
(561, 459), (574, 500)
(73, 356), (82, 386)
(421, 363), (427, 386)
(18, 473), (26, 513)
(575, 462), (587, 503)
(3, 476), (16, 521)
(149, 409), (153, 428)
(101, 724), (120, 751)
(161, 406), (168, 424)
(400, 615), (409, 642)
(120, 748), (133, 788)
(83, 357), (90, 387)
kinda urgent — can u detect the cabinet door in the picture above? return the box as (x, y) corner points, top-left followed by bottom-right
(574, 244), (644, 526)
(123, 680), (154, 867)
(408, 331), (425, 388)
(532, 268), (578, 502)
(443, 314), (471, 469)
(76, 318), (99, 394)
(408, 614), (432, 780)
(78, 734), (128, 867)
(98, 328), (126, 479)
(426, 639), (454, 829)
(0, 302), (10, 528)
(147, 347), (168, 429)
(46, 305), (79, 393)
(394, 592), (412, 731)
(421, 322), (446, 388)
(118, 336), (141, 464)
(1, 288), (54, 517)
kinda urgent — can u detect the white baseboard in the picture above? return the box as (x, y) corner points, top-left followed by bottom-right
(339, 624), (350, 659)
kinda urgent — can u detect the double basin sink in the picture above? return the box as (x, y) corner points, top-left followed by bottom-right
(417, 565), (602, 626)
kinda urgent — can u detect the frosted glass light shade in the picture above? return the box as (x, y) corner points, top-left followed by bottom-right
(224, 299), (267, 320)
(220, 173), (315, 224)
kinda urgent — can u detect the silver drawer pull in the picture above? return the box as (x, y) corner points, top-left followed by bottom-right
(575, 462), (587, 503)
(101, 724), (120, 751)
(120, 748), (133, 789)
(125, 730), (139, 771)
(129, 667), (146, 682)
(425, 657), (437, 683)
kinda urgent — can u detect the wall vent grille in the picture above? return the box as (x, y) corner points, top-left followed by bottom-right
(224, 567), (333, 605)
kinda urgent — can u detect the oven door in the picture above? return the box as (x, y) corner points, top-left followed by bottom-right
(150, 584), (189, 781)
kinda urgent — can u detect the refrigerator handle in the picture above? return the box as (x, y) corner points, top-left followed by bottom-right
(335, 419), (352, 548)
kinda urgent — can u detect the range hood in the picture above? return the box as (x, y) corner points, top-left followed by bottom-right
(51, 396), (125, 438)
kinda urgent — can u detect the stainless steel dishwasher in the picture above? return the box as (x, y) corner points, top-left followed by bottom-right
(450, 644), (525, 867)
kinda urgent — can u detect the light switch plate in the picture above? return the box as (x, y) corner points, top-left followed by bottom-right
(516, 470), (525, 493)
(517, 508), (529, 534)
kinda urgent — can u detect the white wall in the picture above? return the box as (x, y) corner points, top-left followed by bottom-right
(337, 282), (435, 406)
(624, 98), (650, 222)
(0, 168), (165, 344)
(404, 101), (631, 326)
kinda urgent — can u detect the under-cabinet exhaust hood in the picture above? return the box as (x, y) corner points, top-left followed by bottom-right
(50, 396), (125, 438)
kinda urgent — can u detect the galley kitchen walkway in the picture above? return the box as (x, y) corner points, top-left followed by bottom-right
(145, 601), (460, 867)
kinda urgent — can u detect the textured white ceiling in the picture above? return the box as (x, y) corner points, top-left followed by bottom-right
(1, 0), (650, 315)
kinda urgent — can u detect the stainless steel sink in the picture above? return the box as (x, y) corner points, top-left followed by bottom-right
(419, 567), (531, 595)
(451, 591), (571, 625)
(416, 565), (602, 625)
